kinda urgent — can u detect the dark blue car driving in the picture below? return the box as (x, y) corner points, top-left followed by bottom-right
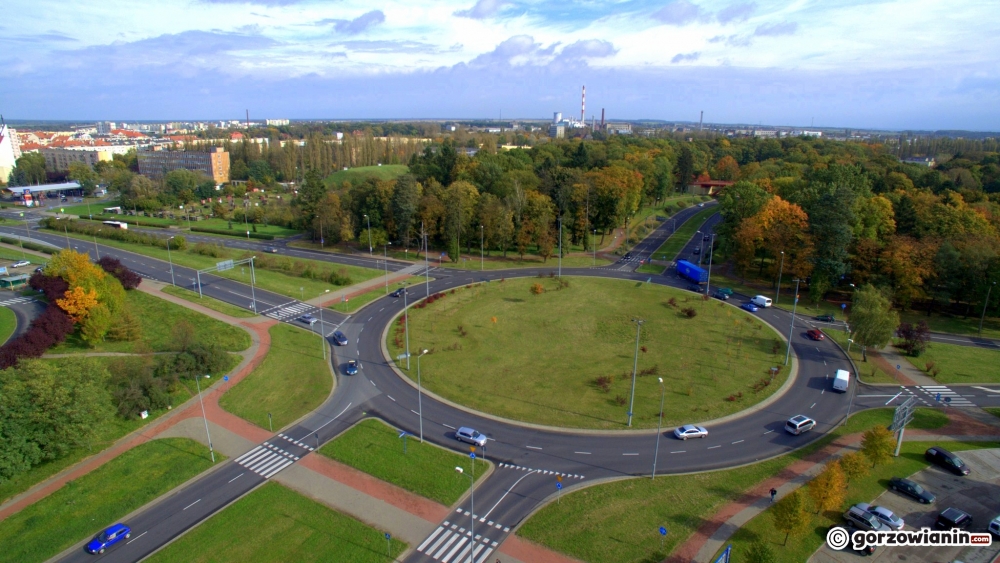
(86, 523), (131, 554)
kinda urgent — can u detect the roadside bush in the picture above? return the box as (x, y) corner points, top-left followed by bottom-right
(39, 217), (186, 250)
(896, 321), (930, 357)
(682, 307), (698, 318)
(191, 226), (274, 240)
(594, 375), (612, 393)
(96, 256), (142, 290)
(530, 283), (544, 295)
(0, 236), (56, 254)
(190, 242), (228, 258)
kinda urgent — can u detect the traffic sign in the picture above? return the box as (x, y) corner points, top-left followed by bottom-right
(896, 364), (901, 370)
(841, 303), (847, 309)
(385, 533), (391, 539)
(659, 527), (667, 536)
(223, 376), (229, 382)
(470, 452), (476, 460)
(556, 482), (562, 490)
(556, 475), (562, 482)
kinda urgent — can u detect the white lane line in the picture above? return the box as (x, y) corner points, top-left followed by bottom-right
(810, 402), (816, 409)
(525, 446), (542, 450)
(885, 392), (902, 405)
(228, 472), (245, 483)
(622, 453), (639, 456)
(443, 424), (456, 429)
(183, 499), (201, 511)
(479, 468), (539, 522)
(707, 445), (721, 449)
(732, 440), (744, 444)
(671, 450), (686, 454)
(311, 402), (354, 434)
(125, 531), (147, 545)
(371, 380), (376, 386)
(411, 409), (420, 415)
(574, 451), (591, 455)
(388, 395), (396, 402)
(763, 430), (774, 435)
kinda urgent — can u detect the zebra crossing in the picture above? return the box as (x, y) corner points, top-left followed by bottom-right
(233, 442), (300, 479)
(915, 385), (975, 407)
(497, 462), (584, 480)
(0, 296), (35, 306)
(415, 514), (503, 563)
(260, 300), (317, 321)
(277, 432), (316, 451)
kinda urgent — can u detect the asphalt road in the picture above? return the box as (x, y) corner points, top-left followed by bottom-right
(3, 211), (986, 563)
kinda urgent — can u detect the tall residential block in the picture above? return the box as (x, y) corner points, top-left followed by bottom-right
(138, 147), (230, 183)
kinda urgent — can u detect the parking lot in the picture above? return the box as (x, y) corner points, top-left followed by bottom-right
(811, 448), (1000, 563)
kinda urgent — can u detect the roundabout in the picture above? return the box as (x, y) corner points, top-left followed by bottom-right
(388, 276), (790, 430)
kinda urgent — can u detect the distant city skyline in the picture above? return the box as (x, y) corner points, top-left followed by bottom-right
(3, 0), (998, 130)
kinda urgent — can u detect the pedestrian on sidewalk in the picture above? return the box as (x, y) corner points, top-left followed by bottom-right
(769, 488), (777, 503)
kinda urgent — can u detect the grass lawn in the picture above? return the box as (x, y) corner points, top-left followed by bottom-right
(328, 275), (431, 314)
(193, 218), (301, 238)
(325, 164), (409, 188)
(53, 197), (118, 218)
(51, 229), (382, 300)
(650, 207), (718, 262)
(912, 340), (1000, 384)
(161, 285), (258, 318)
(518, 408), (953, 563)
(320, 419), (489, 505)
(636, 263), (665, 275)
(718, 439), (998, 563)
(0, 438), (219, 563)
(220, 323), (332, 430)
(388, 276), (789, 430)
(898, 308), (1000, 341)
(0, 306), (15, 344)
(146, 482), (406, 563)
(822, 329), (896, 384)
(48, 289), (250, 354)
(986, 408), (1000, 420)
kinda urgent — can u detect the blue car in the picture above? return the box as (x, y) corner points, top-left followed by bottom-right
(344, 360), (359, 375)
(86, 523), (131, 554)
(741, 302), (760, 312)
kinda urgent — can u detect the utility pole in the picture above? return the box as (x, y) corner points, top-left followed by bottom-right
(980, 282), (996, 335)
(784, 279), (801, 366)
(627, 319), (644, 427)
(775, 251), (785, 304)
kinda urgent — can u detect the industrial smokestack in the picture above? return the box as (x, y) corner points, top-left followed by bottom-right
(581, 85), (586, 123)
(601, 108), (605, 129)
(554, 112), (562, 124)
(699, 111), (703, 131)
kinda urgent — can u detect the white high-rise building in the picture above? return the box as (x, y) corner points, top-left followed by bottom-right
(0, 124), (19, 182)
(96, 121), (117, 135)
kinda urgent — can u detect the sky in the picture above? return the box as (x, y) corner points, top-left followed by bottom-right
(3, 0), (999, 130)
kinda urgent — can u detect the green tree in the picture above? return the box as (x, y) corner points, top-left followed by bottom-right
(674, 145), (694, 190)
(67, 161), (100, 196)
(848, 284), (899, 361)
(7, 153), (47, 186)
(770, 489), (810, 545)
(807, 461), (847, 514)
(861, 426), (895, 468)
(745, 540), (777, 563)
(391, 174), (420, 247)
(838, 451), (870, 483)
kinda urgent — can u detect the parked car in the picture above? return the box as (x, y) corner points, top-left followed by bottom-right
(86, 523), (131, 554)
(333, 330), (349, 346)
(11, 260), (30, 268)
(988, 515), (1000, 537)
(806, 329), (825, 341)
(844, 505), (888, 532)
(785, 415), (816, 435)
(712, 290), (730, 301)
(935, 507), (973, 530)
(263, 246), (278, 253)
(925, 446), (970, 475)
(815, 314), (836, 322)
(741, 302), (760, 312)
(888, 477), (935, 504)
(856, 503), (904, 530)
(455, 427), (487, 447)
(344, 360), (358, 375)
(673, 425), (708, 440)
(297, 314), (318, 326)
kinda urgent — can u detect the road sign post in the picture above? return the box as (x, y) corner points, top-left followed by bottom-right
(399, 431), (410, 454)
(556, 480), (562, 503)
(385, 532), (391, 557)
(659, 526), (667, 551)
(470, 450), (476, 472)
(889, 396), (917, 457)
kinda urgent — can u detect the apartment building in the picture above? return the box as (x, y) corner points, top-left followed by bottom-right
(137, 146), (230, 183)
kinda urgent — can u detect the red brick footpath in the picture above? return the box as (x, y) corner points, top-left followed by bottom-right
(667, 409), (1000, 563)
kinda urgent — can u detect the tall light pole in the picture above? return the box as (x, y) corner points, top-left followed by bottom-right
(593, 228), (597, 266)
(194, 374), (215, 463)
(652, 377), (665, 478)
(364, 214), (372, 255)
(775, 251), (785, 305)
(980, 281), (996, 335)
(417, 349), (429, 442)
(383, 242), (390, 294)
(784, 279), (801, 366)
(480, 225), (484, 272)
(627, 318), (644, 427)
(558, 215), (562, 279)
(403, 281), (410, 370)
(166, 236), (176, 286)
(455, 467), (474, 563)
(696, 231), (704, 267)
(424, 228), (430, 298)
(705, 233), (715, 295)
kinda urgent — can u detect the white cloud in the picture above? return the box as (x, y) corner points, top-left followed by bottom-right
(754, 21), (797, 36)
(652, 1), (705, 25)
(453, 0), (510, 19)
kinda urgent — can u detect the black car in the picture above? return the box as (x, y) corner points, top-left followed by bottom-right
(263, 246), (278, 253)
(390, 288), (407, 298)
(688, 284), (703, 293)
(936, 508), (973, 530)
(702, 235), (710, 241)
(623, 252), (632, 260)
(692, 247), (701, 255)
(889, 477), (935, 504)
(712, 291), (730, 301)
(815, 314), (836, 322)
(926, 446), (970, 475)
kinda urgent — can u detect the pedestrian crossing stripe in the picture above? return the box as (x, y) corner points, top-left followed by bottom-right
(454, 508), (510, 531)
(261, 301), (318, 321)
(416, 521), (498, 563)
(0, 297), (35, 306)
(497, 462), (583, 479)
(915, 385), (974, 405)
(277, 433), (315, 451)
(233, 442), (298, 478)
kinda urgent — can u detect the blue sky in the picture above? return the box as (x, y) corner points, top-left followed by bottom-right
(3, 0), (998, 130)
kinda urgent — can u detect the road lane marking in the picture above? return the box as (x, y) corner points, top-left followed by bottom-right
(763, 430), (774, 435)
(126, 531), (147, 545)
(526, 446), (542, 450)
(622, 453), (639, 456)
(411, 409), (420, 415)
(443, 424), (456, 429)
(228, 472), (244, 483)
(311, 402), (354, 435)
(574, 451), (591, 455)
(810, 402), (816, 408)
(388, 396), (395, 402)
(480, 468), (539, 522)
(885, 392), (902, 405)
(183, 499), (201, 510)
(708, 445), (721, 449)
(732, 440), (744, 444)
(671, 450), (686, 454)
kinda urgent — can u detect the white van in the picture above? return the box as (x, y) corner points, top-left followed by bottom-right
(751, 295), (772, 308)
(833, 369), (850, 393)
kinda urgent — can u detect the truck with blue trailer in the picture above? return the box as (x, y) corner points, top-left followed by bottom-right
(676, 260), (708, 283)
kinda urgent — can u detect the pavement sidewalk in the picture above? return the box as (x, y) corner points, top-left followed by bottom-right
(670, 409), (1000, 563)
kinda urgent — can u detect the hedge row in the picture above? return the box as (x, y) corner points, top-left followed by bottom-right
(39, 217), (186, 250)
(79, 215), (171, 229)
(191, 227), (275, 240)
(0, 236), (57, 254)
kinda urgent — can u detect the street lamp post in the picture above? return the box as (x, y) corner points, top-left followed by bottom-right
(417, 349), (429, 442)
(775, 251), (785, 305)
(593, 229), (597, 266)
(403, 282), (410, 370)
(652, 377), (665, 478)
(558, 216), (562, 279)
(705, 233), (715, 295)
(424, 229), (430, 298)
(166, 236), (176, 286)
(364, 214), (372, 255)
(479, 225), (484, 272)
(784, 279), (801, 366)
(455, 467), (475, 563)
(627, 319), (644, 427)
(194, 374), (215, 463)
(383, 242), (390, 295)
(980, 282), (996, 335)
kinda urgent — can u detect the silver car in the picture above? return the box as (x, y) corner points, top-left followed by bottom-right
(673, 425), (708, 440)
(455, 427), (487, 447)
(858, 504), (904, 530)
